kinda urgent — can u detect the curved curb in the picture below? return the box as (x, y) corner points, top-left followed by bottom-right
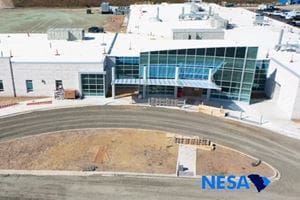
(217, 144), (281, 182)
(0, 128), (280, 183)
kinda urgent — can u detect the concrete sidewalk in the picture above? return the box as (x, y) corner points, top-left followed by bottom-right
(176, 144), (197, 177)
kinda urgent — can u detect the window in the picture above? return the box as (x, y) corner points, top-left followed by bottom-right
(216, 48), (225, 57)
(0, 80), (3, 92)
(225, 47), (235, 57)
(206, 48), (215, 56)
(55, 80), (63, 90)
(81, 74), (104, 96)
(235, 47), (246, 58)
(26, 80), (33, 92)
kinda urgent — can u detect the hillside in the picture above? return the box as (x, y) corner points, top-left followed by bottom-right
(10, 0), (276, 7)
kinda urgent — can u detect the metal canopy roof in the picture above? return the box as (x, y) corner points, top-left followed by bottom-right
(114, 79), (221, 90)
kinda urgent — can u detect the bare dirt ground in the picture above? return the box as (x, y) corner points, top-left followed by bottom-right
(0, 0), (14, 8)
(292, 119), (300, 123)
(103, 15), (126, 33)
(0, 8), (109, 33)
(0, 129), (178, 174)
(197, 145), (274, 177)
(0, 96), (47, 106)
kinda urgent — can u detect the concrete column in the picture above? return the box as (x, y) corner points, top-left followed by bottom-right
(206, 69), (213, 101)
(206, 89), (211, 101)
(112, 67), (115, 99)
(143, 65), (147, 98)
(174, 66), (180, 98)
(208, 69), (212, 81)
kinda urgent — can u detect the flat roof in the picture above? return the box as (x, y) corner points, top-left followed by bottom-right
(126, 2), (300, 75)
(0, 33), (116, 63)
(127, 3), (214, 39)
(109, 33), (257, 57)
(269, 51), (300, 77)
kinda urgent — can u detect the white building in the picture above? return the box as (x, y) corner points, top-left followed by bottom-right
(0, 2), (300, 119)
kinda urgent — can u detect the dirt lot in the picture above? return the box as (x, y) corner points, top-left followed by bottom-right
(197, 145), (274, 177)
(104, 15), (126, 33)
(0, 96), (47, 106)
(0, 8), (110, 33)
(0, 129), (178, 174)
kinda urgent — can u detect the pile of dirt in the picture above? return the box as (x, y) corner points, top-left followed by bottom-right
(0, 0), (14, 8)
(0, 129), (178, 174)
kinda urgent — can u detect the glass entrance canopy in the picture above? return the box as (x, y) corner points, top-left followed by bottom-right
(114, 79), (221, 90)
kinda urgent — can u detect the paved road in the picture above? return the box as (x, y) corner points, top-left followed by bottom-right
(0, 106), (299, 200)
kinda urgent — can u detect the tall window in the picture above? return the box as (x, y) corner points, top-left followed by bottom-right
(0, 80), (3, 92)
(26, 80), (33, 92)
(55, 80), (63, 90)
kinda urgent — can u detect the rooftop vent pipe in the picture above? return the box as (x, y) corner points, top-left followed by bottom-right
(208, 6), (212, 16)
(156, 7), (160, 21)
(278, 29), (284, 46)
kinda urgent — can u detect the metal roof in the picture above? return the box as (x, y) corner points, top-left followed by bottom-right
(114, 79), (221, 90)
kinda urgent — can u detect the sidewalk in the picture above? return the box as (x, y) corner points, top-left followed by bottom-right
(0, 97), (133, 118)
(205, 99), (300, 140)
(176, 144), (197, 177)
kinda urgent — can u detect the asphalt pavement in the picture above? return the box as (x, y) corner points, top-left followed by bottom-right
(0, 105), (299, 200)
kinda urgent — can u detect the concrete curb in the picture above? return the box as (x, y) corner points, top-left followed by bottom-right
(217, 144), (281, 182)
(0, 128), (280, 183)
(0, 170), (196, 180)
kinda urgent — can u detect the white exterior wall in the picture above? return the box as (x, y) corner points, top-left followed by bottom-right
(292, 82), (300, 119)
(266, 58), (300, 119)
(0, 57), (15, 96)
(10, 62), (105, 97)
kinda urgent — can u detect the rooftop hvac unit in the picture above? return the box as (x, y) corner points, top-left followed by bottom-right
(101, 2), (112, 14)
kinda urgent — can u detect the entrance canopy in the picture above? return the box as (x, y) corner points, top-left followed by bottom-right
(114, 79), (221, 90)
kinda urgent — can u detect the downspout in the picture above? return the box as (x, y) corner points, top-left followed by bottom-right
(9, 58), (16, 97)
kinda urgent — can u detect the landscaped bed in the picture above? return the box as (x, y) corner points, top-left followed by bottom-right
(196, 146), (274, 177)
(0, 128), (275, 177)
(0, 129), (179, 174)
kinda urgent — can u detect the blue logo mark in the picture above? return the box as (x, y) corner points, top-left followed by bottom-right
(201, 174), (270, 192)
(247, 174), (271, 192)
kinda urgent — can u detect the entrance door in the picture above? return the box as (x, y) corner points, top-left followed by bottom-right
(182, 87), (203, 97)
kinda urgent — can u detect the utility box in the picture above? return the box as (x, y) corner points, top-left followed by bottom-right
(101, 2), (112, 14)
(64, 89), (76, 99)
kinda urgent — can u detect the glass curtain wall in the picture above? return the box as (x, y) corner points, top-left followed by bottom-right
(252, 60), (270, 93)
(139, 47), (259, 102)
(115, 57), (139, 79)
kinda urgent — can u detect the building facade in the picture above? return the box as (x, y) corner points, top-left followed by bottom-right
(111, 46), (267, 103)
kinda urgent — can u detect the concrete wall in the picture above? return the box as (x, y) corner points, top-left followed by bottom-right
(105, 57), (116, 97)
(0, 57), (15, 96)
(172, 29), (224, 40)
(266, 58), (300, 119)
(291, 81), (300, 119)
(8, 62), (105, 97)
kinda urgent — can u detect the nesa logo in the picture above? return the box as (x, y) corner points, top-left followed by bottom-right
(201, 174), (271, 192)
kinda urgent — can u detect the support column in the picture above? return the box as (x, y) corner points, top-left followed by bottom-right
(174, 66), (179, 98)
(206, 69), (212, 101)
(206, 89), (211, 101)
(143, 65), (147, 98)
(111, 67), (115, 99)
